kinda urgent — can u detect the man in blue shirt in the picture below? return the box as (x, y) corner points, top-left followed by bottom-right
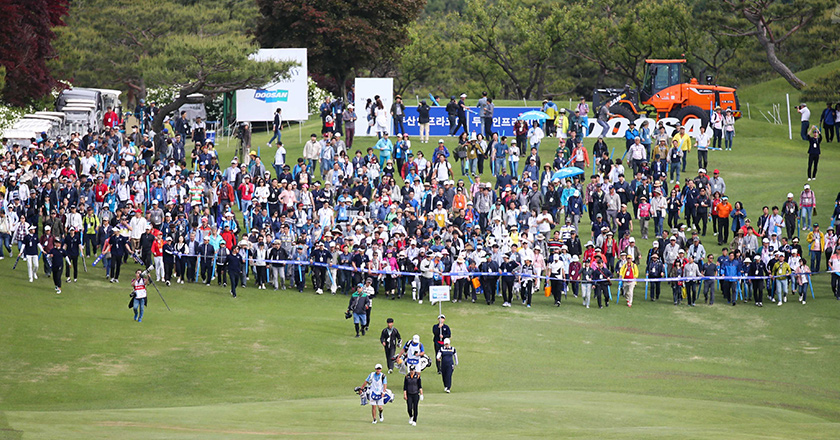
(374, 133), (393, 169)
(718, 249), (743, 305)
(624, 122), (639, 151)
(493, 136), (509, 174)
(495, 167), (512, 190)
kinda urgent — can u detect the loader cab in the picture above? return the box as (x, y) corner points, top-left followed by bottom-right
(640, 59), (685, 102)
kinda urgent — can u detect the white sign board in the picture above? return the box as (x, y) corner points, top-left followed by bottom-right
(429, 286), (450, 303)
(354, 78), (394, 136)
(236, 48), (308, 122)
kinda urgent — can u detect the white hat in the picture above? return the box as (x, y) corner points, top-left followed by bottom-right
(412, 335), (420, 343)
(698, 168), (706, 174)
(443, 338), (451, 345)
(44, 225), (51, 231)
(804, 184), (810, 189)
(787, 193), (794, 198)
(460, 93), (467, 98)
(438, 139), (445, 143)
(571, 255), (579, 262)
(763, 238), (770, 243)
(375, 363), (383, 369)
(629, 237), (635, 243)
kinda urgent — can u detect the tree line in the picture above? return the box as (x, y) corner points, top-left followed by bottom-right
(1, 0), (836, 109)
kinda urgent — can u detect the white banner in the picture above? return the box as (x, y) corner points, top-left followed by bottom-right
(236, 48), (308, 122)
(585, 116), (703, 138)
(354, 78), (393, 137)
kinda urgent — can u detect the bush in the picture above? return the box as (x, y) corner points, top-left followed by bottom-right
(308, 77), (333, 115)
(801, 70), (840, 103)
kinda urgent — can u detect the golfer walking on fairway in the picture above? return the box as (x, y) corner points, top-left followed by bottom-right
(403, 365), (423, 426)
(380, 318), (401, 373)
(437, 338), (458, 393)
(361, 364), (388, 424)
(432, 314), (450, 374)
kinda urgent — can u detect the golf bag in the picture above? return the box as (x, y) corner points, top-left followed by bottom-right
(354, 386), (394, 406)
(394, 353), (432, 375)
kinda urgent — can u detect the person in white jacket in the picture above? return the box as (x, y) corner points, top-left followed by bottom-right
(128, 210), (148, 251)
(528, 121), (545, 151)
(302, 133), (321, 171)
(64, 205), (83, 233)
(451, 255), (469, 303)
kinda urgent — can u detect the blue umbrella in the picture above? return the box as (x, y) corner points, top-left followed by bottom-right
(518, 110), (550, 121)
(552, 167), (585, 181)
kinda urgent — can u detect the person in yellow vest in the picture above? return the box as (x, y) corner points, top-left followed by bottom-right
(772, 252), (792, 306)
(82, 206), (101, 257)
(672, 126), (693, 173)
(433, 201), (448, 229)
(619, 252), (639, 307)
(543, 100), (558, 137)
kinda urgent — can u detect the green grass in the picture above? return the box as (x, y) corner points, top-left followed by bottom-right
(2, 62), (840, 438)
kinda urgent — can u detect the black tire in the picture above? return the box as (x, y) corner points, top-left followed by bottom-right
(609, 105), (636, 122)
(675, 105), (710, 128)
(608, 105), (637, 135)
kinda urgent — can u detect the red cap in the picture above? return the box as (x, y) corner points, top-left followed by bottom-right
(713, 169), (719, 174)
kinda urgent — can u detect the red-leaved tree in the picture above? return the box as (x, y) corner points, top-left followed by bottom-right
(0, 0), (70, 106)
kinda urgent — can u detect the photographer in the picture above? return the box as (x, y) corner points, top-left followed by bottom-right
(797, 103), (810, 141)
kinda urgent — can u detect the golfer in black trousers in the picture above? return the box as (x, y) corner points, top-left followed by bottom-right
(227, 246), (244, 298)
(437, 338), (458, 393)
(403, 365), (423, 426)
(593, 258), (612, 308)
(432, 314), (451, 374)
(63, 228), (81, 282)
(380, 318), (401, 374)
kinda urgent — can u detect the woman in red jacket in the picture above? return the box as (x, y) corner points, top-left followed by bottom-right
(602, 231), (618, 271)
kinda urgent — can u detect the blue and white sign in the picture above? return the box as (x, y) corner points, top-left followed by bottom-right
(236, 48), (308, 122)
(254, 89), (289, 103)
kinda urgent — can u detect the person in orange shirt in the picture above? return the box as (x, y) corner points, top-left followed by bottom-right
(452, 188), (467, 211)
(619, 252), (639, 307)
(716, 196), (733, 245)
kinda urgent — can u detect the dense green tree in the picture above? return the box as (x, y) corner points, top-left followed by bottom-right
(801, 69), (840, 102)
(715, 0), (832, 89)
(254, 0), (426, 98)
(573, 0), (693, 89)
(142, 33), (294, 133)
(458, 0), (575, 99)
(53, 0), (293, 131)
